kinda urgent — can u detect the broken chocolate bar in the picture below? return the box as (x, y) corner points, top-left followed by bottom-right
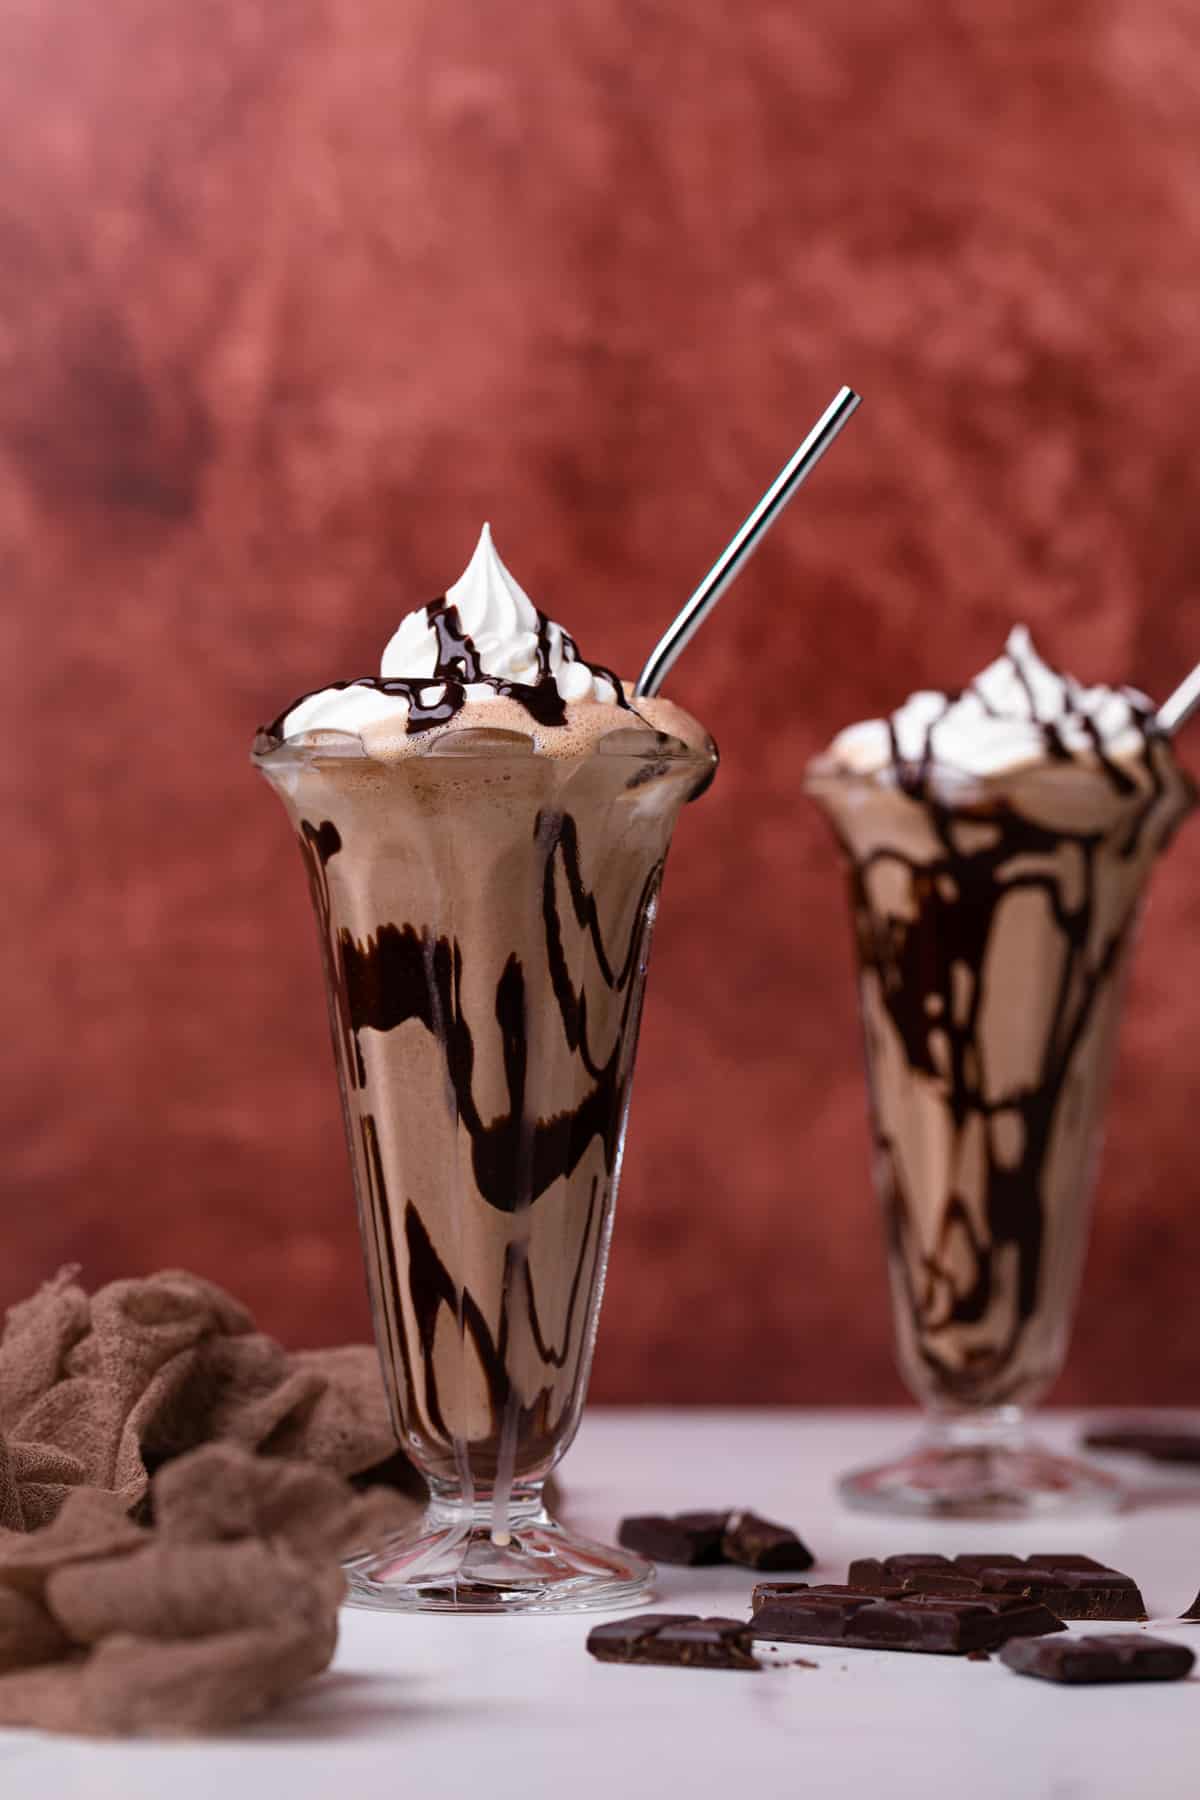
(1084, 1425), (1200, 1465)
(720, 1512), (813, 1572)
(846, 1556), (980, 1597)
(750, 1583), (1064, 1656)
(847, 1554), (1147, 1621)
(1000, 1633), (1195, 1685)
(617, 1509), (813, 1569)
(616, 1513), (728, 1566)
(587, 1614), (758, 1670)
(585, 1614), (699, 1664)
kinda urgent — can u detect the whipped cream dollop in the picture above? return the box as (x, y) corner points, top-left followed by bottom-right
(273, 525), (623, 742)
(824, 627), (1158, 784)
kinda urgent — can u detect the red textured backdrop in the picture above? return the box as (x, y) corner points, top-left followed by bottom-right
(3, 0), (1199, 1405)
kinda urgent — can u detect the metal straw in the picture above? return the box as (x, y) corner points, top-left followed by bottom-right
(1157, 661), (1200, 736)
(634, 385), (861, 697)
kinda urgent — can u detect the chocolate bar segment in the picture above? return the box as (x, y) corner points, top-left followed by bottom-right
(642, 1617), (760, 1670)
(586, 1614), (759, 1670)
(847, 1554), (1147, 1621)
(720, 1511), (814, 1572)
(750, 1583), (1064, 1656)
(1084, 1425), (1200, 1465)
(585, 1614), (700, 1664)
(847, 1556), (980, 1596)
(1181, 1591), (1200, 1622)
(753, 1586), (879, 1643)
(616, 1513), (728, 1565)
(1000, 1633), (1195, 1685)
(1011, 1555), (1145, 1620)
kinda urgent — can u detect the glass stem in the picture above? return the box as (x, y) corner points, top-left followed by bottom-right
(426, 1479), (548, 1545)
(922, 1404), (1028, 1452)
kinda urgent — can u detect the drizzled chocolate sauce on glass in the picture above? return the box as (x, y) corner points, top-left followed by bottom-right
(813, 640), (1196, 1409)
(256, 533), (716, 1528)
(296, 802), (664, 1479)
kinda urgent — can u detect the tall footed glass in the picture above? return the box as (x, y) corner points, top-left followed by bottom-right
(256, 721), (715, 1608)
(808, 741), (1195, 1517)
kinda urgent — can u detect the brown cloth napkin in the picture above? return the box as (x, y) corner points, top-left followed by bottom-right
(0, 1444), (412, 1734)
(0, 1267), (422, 1734)
(0, 1266), (412, 1531)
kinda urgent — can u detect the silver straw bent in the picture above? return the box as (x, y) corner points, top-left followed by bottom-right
(634, 384), (861, 698)
(1157, 660), (1200, 737)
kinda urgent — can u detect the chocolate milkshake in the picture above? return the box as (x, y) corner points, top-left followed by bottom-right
(255, 526), (716, 1606)
(808, 628), (1194, 1514)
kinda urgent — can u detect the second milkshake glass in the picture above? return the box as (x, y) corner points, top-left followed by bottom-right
(808, 724), (1194, 1516)
(256, 721), (714, 1607)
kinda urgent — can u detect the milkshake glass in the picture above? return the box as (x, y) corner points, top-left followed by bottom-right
(255, 528), (716, 1606)
(808, 629), (1194, 1515)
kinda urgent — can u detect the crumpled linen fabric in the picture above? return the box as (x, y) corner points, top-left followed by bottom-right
(0, 1266), (409, 1531)
(0, 1444), (413, 1734)
(0, 1268), (421, 1733)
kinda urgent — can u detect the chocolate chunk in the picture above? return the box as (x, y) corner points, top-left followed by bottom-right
(1083, 1426), (1200, 1465)
(643, 1618), (760, 1670)
(848, 1554), (1147, 1621)
(1000, 1633), (1196, 1685)
(720, 1512), (813, 1572)
(1181, 1592), (1200, 1622)
(618, 1509), (814, 1570)
(1010, 1555), (1146, 1620)
(616, 1513), (729, 1565)
(585, 1614), (698, 1664)
(847, 1557), (980, 1596)
(750, 1583), (1064, 1656)
(586, 1614), (758, 1670)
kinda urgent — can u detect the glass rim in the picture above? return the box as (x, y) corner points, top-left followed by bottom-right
(803, 748), (1187, 806)
(252, 726), (718, 769)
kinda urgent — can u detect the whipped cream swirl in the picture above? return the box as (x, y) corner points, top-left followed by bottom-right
(270, 525), (625, 742)
(825, 627), (1158, 789)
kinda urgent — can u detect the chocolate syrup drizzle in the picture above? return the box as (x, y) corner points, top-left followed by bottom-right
(263, 597), (634, 742)
(887, 643), (1158, 811)
(296, 804), (663, 1475)
(334, 874), (651, 1216)
(834, 664), (1195, 1405)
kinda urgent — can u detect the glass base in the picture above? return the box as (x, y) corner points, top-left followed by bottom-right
(342, 1499), (653, 1614)
(839, 1422), (1125, 1518)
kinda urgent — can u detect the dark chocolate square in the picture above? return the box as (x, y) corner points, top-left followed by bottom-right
(616, 1512), (729, 1565)
(586, 1613), (759, 1670)
(847, 1556), (980, 1596)
(1000, 1633), (1195, 1685)
(720, 1511), (814, 1571)
(750, 1583), (1064, 1656)
(586, 1614), (698, 1664)
(643, 1617), (759, 1670)
(847, 1553), (1147, 1621)
(1084, 1425), (1200, 1465)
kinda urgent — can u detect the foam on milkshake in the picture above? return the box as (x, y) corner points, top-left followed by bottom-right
(263, 523), (709, 762)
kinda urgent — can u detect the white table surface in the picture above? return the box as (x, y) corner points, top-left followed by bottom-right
(3, 1409), (1199, 1799)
